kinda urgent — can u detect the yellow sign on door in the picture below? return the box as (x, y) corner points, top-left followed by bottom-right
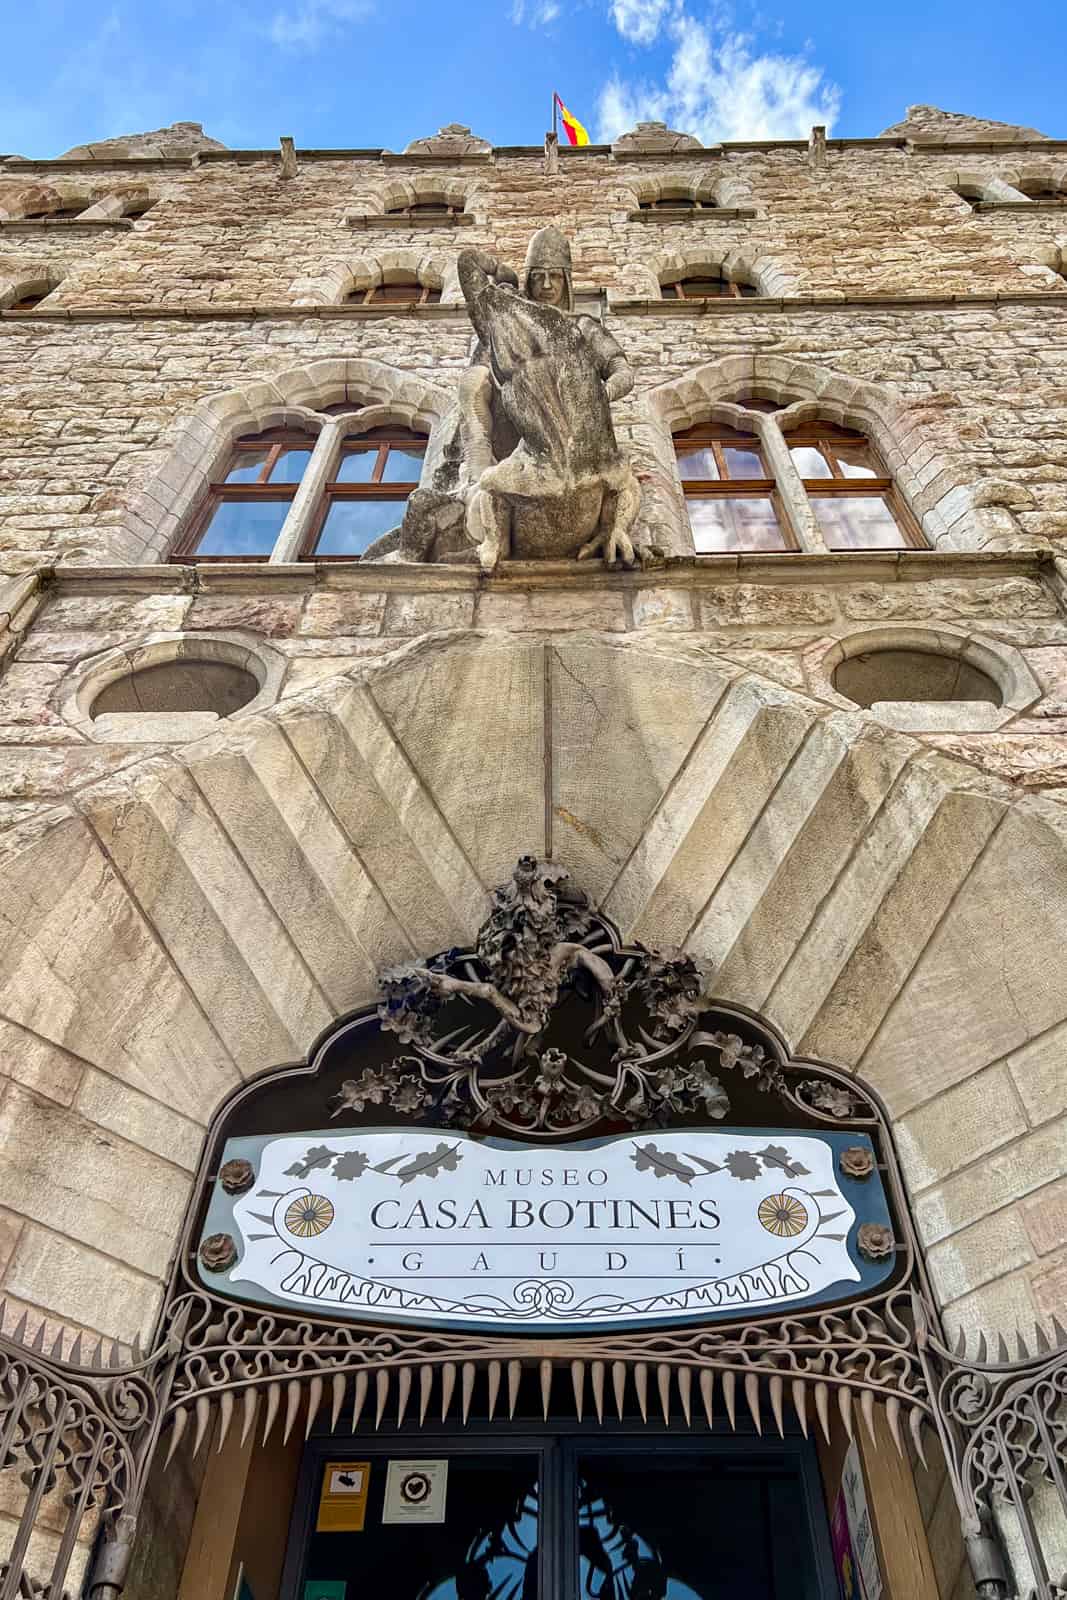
(316, 1462), (371, 1533)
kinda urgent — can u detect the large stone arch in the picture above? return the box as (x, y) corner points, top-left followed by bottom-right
(637, 352), (1032, 553)
(115, 357), (454, 562)
(0, 630), (1065, 1358)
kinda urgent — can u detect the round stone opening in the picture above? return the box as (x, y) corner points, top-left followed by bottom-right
(90, 658), (260, 719)
(833, 647), (1003, 709)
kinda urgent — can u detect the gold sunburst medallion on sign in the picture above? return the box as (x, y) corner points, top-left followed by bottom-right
(757, 1192), (808, 1239)
(284, 1194), (335, 1238)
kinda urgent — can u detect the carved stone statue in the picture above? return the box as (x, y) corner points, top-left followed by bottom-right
(364, 227), (656, 570)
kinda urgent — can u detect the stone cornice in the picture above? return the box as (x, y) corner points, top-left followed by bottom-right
(3, 290), (1065, 327)
(28, 548), (1051, 603)
(4, 136), (1065, 174)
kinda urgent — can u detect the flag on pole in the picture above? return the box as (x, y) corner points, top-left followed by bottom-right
(555, 93), (590, 147)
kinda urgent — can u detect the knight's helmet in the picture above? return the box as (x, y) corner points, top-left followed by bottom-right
(523, 225), (574, 312)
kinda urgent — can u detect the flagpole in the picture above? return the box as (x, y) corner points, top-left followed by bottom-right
(552, 90), (558, 140)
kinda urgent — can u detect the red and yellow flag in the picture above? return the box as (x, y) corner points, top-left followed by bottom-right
(555, 93), (590, 147)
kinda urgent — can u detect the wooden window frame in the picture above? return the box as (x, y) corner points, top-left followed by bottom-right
(674, 421), (796, 552)
(638, 197), (718, 212)
(299, 425), (426, 562)
(384, 202), (465, 220)
(783, 422), (925, 549)
(348, 281), (441, 307)
(662, 276), (758, 301)
(170, 428), (318, 564)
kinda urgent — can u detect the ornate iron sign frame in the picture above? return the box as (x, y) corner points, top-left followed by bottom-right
(0, 860), (1060, 1597)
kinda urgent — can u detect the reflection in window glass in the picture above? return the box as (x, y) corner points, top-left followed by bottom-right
(269, 448), (313, 483)
(833, 445), (879, 479)
(687, 497), (787, 553)
(196, 499), (290, 557)
(721, 446), (765, 479)
(675, 447), (718, 481)
(316, 499), (406, 555)
(813, 495), (906, 550)
(224, 450), (272, 484)
(789, 445), (833, 478)
(380, 447), (425, 483)
(335, 450), (378, 483)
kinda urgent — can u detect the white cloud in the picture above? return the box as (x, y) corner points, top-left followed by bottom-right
(268, 0), (373, 50)
(511, 0), (562, 25)
(597, 8), (841, 143)
(610, 0), (674, 44)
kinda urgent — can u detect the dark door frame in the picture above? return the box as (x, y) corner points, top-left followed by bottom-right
(279, 1421), (839, 1600)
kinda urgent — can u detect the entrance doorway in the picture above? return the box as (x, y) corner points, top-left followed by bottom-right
(280, 1430), (837, 1600)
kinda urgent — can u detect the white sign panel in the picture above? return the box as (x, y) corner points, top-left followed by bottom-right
(383, 1460), (448, 1525)
(217, 1129), (866, 1330)
(841, 1441), (883, 1600)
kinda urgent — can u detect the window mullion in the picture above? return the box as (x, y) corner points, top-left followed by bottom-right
(270, 421), (343, 564)
(753, 415), (827, 553)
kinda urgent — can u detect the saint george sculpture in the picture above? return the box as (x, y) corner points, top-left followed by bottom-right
(364, 227), (658, 570)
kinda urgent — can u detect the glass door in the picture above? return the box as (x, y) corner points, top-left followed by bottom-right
(570, 1445), (830, 1599)
(281, 1432), (836, 1600)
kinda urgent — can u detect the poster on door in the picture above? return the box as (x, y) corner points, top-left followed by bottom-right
(383, 1459), (448, 1524)
(834, 1442), (883, 1600)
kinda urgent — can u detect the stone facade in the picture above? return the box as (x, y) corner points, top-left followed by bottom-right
(1, 105), (1067, 1591)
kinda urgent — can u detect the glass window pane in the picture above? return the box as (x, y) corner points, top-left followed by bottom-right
(833, 443), (880, 479)
(681, 278), (730, 297)
(335, 449), (378, 482)
(675, 447), (719, 481)
(687, 495), (788, 553)
(223, 449), (271, 484)
(380, 446), (425, 483)
(789, 445), (833, 478)
(813, 494), (907, 550)
(268, 448), (312, 483)
(194, 498), (289, 557)
(315, 498), (408, 556)
(721, 446), (765, 479)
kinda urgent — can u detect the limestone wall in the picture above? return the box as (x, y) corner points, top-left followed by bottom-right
(0, 126), (1066, 1394)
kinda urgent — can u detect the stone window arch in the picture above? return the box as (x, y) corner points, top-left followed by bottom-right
(639, 355), (1008, 555)
(1001, 165), (1067, 202)
(948, 170), (1031, 205)
(636, 247), (798, 302)
(624, 170), (753, 216)
(0, 183), (97, 221)
(1032, 242), (1067, 285)
(0, 264), (65, 309)
(118, 358), (452, 564)
(291, 249), (459, 307)
(349, 176), (478, 227)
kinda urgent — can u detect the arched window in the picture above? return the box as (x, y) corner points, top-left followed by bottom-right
(7, 290), (46, 310)
(385, 197), (464, 220)
(782, 421), (920, 549)
(661, 272), (758, 300)
(302, 421), (425, 559)
(123, 196), (157, 219)
(171, 418), (427, 563)
(674, 414), (923, 554)
(639, 192), (717, 212)
(346, 275), (441, 307)
(174, 426), (318, 561)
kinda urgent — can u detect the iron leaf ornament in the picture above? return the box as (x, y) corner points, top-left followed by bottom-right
(328, 856), (836, 1139)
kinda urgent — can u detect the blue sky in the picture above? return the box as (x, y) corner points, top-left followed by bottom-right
(3, 0), (1065, 158)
